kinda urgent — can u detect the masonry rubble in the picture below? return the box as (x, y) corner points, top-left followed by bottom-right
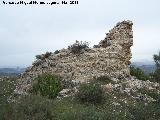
(102, 76), (159, 102)
(15, 20), (153, 96)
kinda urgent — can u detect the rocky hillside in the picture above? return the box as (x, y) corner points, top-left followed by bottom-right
(13, 20), (160, 105)
(2, 20), (159, 120)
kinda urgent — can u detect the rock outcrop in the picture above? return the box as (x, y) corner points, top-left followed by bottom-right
(15, 20), (133, 94)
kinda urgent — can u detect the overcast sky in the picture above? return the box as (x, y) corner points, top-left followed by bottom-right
(0, 0), (160, 67)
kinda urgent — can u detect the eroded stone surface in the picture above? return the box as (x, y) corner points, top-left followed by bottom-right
(15, 20), (134, 94)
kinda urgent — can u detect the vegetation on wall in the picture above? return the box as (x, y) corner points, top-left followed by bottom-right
(68, 40), (89, 54)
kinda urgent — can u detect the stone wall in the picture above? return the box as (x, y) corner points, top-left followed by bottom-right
(15, 20), (133, 94)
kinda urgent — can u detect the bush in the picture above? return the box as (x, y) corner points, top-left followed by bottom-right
(152, 68), (160, 83)
(128, 101), (160, 120)
(0, 77), (17, 104)
(44, 52), (52, 58)
(68, 40), (89, 54)
(3, 95), (54, 120)
(54, 50), (60, 54)
(130, 66), (150, 80)
(35, 54), (43, 60)
(151, 51), (160, 82)
(35, 52), (52, 60)
(32, 60), (42, 66)
(0, 76), (17, 119)
(93, 45), (99, 48)
(31, 74), (62, 99)
(153, 51), (160, 68)
(94, 76), (113, 85)
(58, 105), (106, 120)
(76, 83), (104, 104)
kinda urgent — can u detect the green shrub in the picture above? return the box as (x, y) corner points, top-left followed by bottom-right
(76, 83), (104, 104)
(0, 76), (17, 119)
(44, 52), (52, 58)
(152, 68), (160, 83)
(35, 54), (43, 60)
(3, 95), (54, 120)
(51, 97), (107, 120)
(94, 76), (113, 85)
(31, 74), (62, 99)
(138, 88), (160, 100)
(68, 40), (89, 54)
(153, 51), (160, 68)
(150, 51), (160, 83)
(128, 101), (160, 120)
(0, 77), (17, 104)
(54, 50), (60, 54)
(35, 52), (52, 60)
(93, 45), (99, 48)
(58, 106), (106, 120)
(32, 60), (42, 66)
(130, 66), (150, 80)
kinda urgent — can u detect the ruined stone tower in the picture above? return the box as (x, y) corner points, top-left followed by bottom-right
(15, 20), (133, 94)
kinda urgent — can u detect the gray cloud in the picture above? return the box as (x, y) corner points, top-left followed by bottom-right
(0, 0), (160, 67)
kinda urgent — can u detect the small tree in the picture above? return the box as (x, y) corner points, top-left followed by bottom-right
(153, 51), (160, 82)
(153, 51), (160, 68)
